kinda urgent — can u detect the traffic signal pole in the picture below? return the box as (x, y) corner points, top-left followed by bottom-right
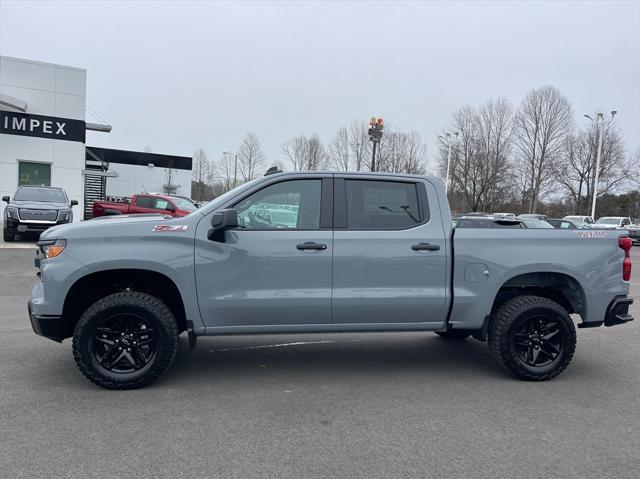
(368, 116), (384, 172)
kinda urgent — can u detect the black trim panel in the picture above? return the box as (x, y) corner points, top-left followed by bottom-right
(86, 146), (192, 171)
(320, 178), (333, 228)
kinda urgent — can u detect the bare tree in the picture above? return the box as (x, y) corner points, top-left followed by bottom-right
(328, 126), (351, 171)
(281, 135), (309, 171)
(305, 134), (326, 170)
(555, 123), (636, 214)
(348, 119), (370, 171)
(238, 132), (265, 181)
(515, 86), (573, 213)
(281, 134), (325, 171)
(163, 160), (177, 194)
(191, 148), (210, 201)
(143, 145), (153, 153)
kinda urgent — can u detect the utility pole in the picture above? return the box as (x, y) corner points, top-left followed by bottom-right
(584, 111), (617, 219)
(444, 132), (459, 193)
(368, 116), (384, 172)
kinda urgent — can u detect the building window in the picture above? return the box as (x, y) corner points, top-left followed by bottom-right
(18, 162), (51, 187)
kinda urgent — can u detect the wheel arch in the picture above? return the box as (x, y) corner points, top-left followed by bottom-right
(61, 268), (187, 340)
(491, 271), (587, 320)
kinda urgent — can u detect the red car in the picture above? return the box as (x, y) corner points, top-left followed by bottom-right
(92, 194), (198, 218)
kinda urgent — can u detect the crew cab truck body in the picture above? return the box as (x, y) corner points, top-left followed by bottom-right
(91, 193), (197, 218)
(28, 172), (634, 389)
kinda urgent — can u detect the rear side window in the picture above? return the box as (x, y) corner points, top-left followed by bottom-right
(344, 180), (425, 230)
(135, 196), (155, 208)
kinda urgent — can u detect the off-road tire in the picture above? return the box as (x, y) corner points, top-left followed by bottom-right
(3, 227), (15, 242)
(435, 331), (470, 340)
(488, 295), (576, 381)
(72, 292), (178, 390)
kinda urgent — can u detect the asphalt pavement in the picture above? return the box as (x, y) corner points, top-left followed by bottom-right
(1, 245), (639, 478)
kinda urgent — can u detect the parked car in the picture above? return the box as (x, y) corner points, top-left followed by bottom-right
(2, 186), (77, 241)
(546, 218), (590, 229)
(29, 171), (634, 389)
(563, 215), (594, 225)
(92, 193), (198, 218)
(453, 216), (524, 228)
(625, 223), (640, 245)
(518, 218), (555, 229)
(517, 213), (547, 220)
(593, 217), (633, 230)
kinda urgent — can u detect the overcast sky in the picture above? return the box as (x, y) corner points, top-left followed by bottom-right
(1, 0), (638, 170)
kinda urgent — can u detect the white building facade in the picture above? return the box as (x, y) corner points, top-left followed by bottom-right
(1, 56), (87, 221)
(1, 56), (192, 222)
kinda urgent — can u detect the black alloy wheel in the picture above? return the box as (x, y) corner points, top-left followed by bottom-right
(512, 315), (564, 367)
(93, 313), (157, 374)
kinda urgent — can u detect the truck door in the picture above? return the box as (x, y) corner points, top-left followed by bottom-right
(194, 176), (333, 328)
(331, 177), (449, 327)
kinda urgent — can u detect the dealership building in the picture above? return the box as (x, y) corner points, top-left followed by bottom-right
(0, 56), (192, 221)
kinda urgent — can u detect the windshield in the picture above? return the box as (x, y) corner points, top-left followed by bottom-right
(171, 197), (198, 212)
(596, 218), (620, 225)
(196, 177), (265, 216)
(14, 187), (67, 203)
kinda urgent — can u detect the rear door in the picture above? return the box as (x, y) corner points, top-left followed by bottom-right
(331, 176), (448, 326)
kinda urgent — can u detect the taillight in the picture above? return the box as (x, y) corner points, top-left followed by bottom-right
(618, 237), (632, 281)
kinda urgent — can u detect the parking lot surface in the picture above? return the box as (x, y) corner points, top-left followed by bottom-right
(1, 245), (639, 478)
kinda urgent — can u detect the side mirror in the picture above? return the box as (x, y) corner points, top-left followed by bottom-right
(70, 200), (78, 207)
(208, 209), (238, 242)
(165, 204), (175, 212)
(2, 196), (9, 203)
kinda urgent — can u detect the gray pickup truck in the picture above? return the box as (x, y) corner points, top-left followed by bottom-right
(28, 172), (634, 389)
(3, 186), (78, 241)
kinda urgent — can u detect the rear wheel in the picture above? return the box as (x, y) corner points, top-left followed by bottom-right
(489, 295), (576, 381)
(435, 331), (470, 340)
(72, 292), (178, 389)
(3, 227), (15, 242)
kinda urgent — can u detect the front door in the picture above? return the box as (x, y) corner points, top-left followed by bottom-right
(195, 176), (333, 329)
(331, 177), (449, 327)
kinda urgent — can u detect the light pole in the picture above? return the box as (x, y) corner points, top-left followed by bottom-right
(223, 151), (238, 188)
(442, 132), (458, 193)
(584, 110), (617, 219)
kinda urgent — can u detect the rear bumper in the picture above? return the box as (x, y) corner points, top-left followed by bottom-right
(28, 300), (63, 342)
(579, 296), (634, 328)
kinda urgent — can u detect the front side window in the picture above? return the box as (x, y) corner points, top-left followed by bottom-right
(345, 180), (424, 230)
(235, 179), (321, 230)
(155, 199), (171, 210)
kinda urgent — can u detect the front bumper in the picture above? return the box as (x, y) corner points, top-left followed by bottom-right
(579, 296), (634, 328)
(5, 218), (70, 233)
(27, 300), (63, 342)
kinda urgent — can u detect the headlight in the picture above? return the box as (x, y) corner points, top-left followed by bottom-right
(37, 239), (67, 259)
(57, 209), (70, 221)
(6, 206), (18, 220)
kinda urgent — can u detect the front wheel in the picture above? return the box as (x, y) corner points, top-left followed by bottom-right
(72, 292), (178, 389)
(488, 295), (576, 381)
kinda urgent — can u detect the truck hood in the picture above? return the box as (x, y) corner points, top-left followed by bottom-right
(40, 214), (176, 240)
(9, 200), (69, 210)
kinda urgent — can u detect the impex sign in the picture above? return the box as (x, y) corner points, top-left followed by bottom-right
(0, 110), (86, 143)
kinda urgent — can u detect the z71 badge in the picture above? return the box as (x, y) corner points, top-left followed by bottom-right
(576, 231), (607, 238)
(152, 225), (189, 233)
